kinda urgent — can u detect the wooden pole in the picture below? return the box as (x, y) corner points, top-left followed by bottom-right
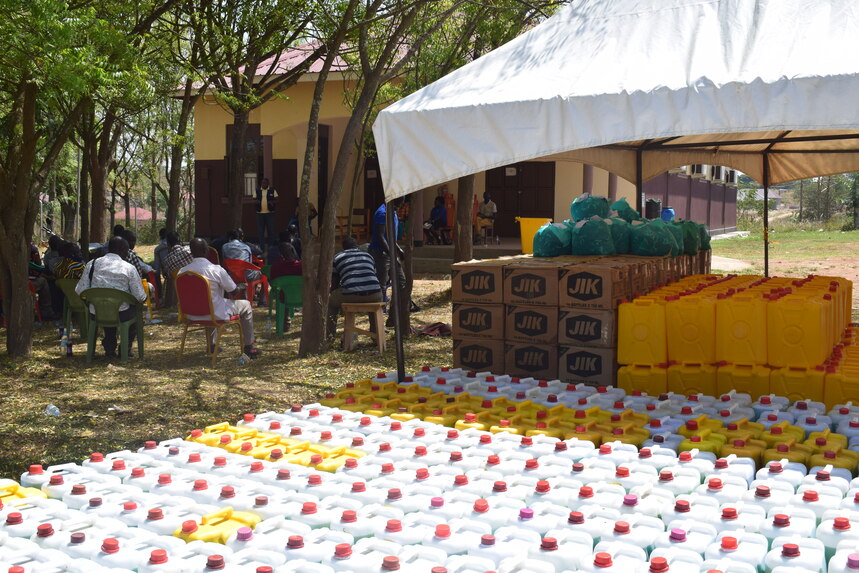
(387, 201), (405, 381)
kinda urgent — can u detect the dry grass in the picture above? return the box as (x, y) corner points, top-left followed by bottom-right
(0, 278), (453, 478)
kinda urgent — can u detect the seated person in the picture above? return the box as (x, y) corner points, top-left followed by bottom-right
(327, 236), (383, 338)
(270, 243), (302, 279)
(121, 229), (156, 301)
(55, 241), (85, 279)
(152, 228), (168, 275)
(43, 235), (63, 277)
(162, 231), (193, 277)
(222, 228), (263, 283)
(179, 238), (260, 359)
(74, 237), (147, 358)
(424, 196), (450, 245)
(474, 191), (497, 240)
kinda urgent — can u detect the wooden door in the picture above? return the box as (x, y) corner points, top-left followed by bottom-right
(485, 162), (555, 237)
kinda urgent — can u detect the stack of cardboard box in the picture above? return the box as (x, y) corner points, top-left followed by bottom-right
(452, 251), (711, 386)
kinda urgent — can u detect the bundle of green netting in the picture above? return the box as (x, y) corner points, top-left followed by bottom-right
(532, 195), (710, 257)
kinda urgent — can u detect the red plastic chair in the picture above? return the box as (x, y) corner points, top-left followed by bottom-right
(176, 271), (243, 365)
(222, 258), (268, 307)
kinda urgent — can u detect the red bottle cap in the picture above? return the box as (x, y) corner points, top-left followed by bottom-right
(149, 549), (168, 564)
(101, 538), (120, 554)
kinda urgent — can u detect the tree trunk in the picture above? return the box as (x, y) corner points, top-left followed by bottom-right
(123, 192), (131, 228)
(454, 174), (475, 262)
(227, 109), (250, 231)
(150, 180), (158, 237)
(167, 83), (198, 233)
(798, 180), (804, 221)
(61, 199), (76, 240)
(79, 156), (90, 257)
(109, 185), (116, 232)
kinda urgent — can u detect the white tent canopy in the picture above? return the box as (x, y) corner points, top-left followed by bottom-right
(372, 0), (859, 201)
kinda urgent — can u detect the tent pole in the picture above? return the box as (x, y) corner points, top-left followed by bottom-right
(763, 154), (770, 277)
(635, 148), (644, 215)
(386, 201), (406, 381)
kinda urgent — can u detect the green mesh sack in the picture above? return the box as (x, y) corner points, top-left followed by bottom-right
(676, 220), (701, 255)
(570, 217), (616, 256)
(533, 222), (571, 257)
(570, 193), (610, 222)
(663, 221), (684, 257)
(611, 197), (641, 222)
(607, 217), (631, 254)
(697, 222), (712, 250)
(629, 220), (679, 257)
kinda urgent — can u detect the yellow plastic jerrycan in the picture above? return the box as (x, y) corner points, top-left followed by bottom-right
(488, 419), (523, 435)
(455, 413), (489, 432)
(767, 294), (831, 368)
(596, 409), (650, 429)
(770, 366), (826, 403)
(678, 416), (723, 438)
(678, 430), (726, 455)
(762, 441), (814, 466)
(618, 297), (668, 365)
(808, 449), (859, 475)
(424, 407), (464, 427)
(716, 363), (771, 397)
(617, 364), (668, 395)
(568, 406), (604, 426)
(721, 418), (765, 442)
(666, 294), (717, 364)
(599, 424), (649, 447)
(524, 419), (568, 439)
(390, 409), (420, 422)
(360, 380), (401, 400)
(759, 421), (806, 448)
(568, 422), (604, 445)
(804, 429), (849, 453)
(174, 507), (261, 544)
(667, 363), (717, 396)
(716, 291), (768, 365)
(720, 438), (768, 467)
(0, 481), (46, 503)
(187, 423), (257, 448)
(824, 366), (859, 409)
(314, 447), (365, 472)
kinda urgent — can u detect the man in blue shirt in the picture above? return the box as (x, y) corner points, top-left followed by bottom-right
(368, 201), (406, 327)
(424, 196), (450, 245)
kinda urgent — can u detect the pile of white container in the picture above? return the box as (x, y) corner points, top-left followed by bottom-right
(367, 368), (859, 453)
(2, 401), (859, 572)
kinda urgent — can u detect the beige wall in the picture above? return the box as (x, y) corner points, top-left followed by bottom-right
(194, 77), (361, 217)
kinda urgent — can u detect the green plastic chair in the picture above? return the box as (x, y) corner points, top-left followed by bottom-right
(78, 288), (144, 364)
(268, 276), (302, 336)
(55, 278), (89, 339)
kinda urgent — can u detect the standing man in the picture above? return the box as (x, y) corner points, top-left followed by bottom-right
(328, 237), (382, 337)
(368, 200), (406, 327)
(255, 177), (278, 256)
(75, 237), (147, 358)
(179, 238), (260, 359)
(475, 191), (498, 242)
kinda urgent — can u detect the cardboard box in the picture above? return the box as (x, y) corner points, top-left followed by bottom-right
(504, 342), (558, 380)
(558, 345), (618, 386)
(451, 260), (506, 304)
(452, 303), (504, 340)
(505, 305), (558, 344)
(559, 262), (628, 309)
(558, 308), (616, 347)
(453, 338), (505, 373)
(503, 261), (561, 306)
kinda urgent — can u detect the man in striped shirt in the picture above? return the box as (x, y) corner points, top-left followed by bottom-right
(327, 236), (382, 337)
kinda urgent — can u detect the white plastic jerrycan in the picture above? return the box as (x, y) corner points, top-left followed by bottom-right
(703, 530), (770, 571)
(764, 537), (826, 573)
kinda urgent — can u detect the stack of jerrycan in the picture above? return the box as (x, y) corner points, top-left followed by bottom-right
(825, 324), (859, 410)
(320, 370), (859, 473)
(618, 273), (853, 406)
(9, 400), (859, 571)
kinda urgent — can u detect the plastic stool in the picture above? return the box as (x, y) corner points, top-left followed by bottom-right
(342, 302), (386, 354)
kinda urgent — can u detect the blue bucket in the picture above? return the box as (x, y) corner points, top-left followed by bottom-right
(661, 207), (675, 223)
